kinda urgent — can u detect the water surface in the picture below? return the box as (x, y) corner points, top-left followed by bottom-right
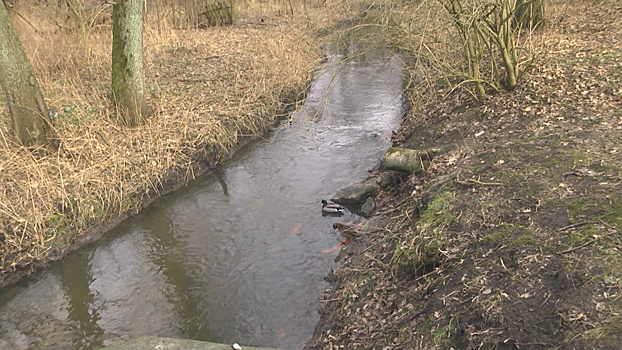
(0, 46), (405, 350)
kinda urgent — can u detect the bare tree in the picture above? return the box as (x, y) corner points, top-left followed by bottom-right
(111, 0), (147, 126)
(0, 1), (57, 148)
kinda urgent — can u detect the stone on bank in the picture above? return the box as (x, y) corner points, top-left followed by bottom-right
(103, 336), (280, 350)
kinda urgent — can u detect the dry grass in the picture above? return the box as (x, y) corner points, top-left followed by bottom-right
(378, 0), (546, 105)
(0, 0), (361, 285)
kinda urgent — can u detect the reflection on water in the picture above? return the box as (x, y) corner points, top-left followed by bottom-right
(0, 46), (405, 350)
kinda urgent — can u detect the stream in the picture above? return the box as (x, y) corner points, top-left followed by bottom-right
(0, 43), (405, 350)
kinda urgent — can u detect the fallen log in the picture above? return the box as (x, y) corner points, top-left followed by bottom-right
(384, 147), (440, 173)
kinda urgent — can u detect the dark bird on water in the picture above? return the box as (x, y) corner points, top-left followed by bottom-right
(321, 199), (346, 214)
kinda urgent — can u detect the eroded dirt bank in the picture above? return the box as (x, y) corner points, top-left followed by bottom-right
(307, 2), (621, 349)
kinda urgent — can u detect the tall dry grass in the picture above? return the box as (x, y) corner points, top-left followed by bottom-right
(369, 0), (546, 105)
(0, 0), (359, 284)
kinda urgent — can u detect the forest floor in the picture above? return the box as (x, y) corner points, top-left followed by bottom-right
(306, 1), (622, 349)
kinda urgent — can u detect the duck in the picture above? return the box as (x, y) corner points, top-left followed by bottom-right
(321, 199), (346, 214)
(333, 222), (360, 245)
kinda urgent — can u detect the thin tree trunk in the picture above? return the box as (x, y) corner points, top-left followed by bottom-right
(155, 0), (162, 35)
(0, 2), (57, 149)
(111, 0), (147, 126)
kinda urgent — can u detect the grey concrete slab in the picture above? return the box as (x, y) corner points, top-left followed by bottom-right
(103, 336), (281, 350)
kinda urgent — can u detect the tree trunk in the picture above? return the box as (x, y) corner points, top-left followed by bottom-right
(0, 2), (57, 149)
(111, 0), (147, 127)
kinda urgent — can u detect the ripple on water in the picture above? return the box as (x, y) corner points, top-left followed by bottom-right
(0, 47), (404, 350)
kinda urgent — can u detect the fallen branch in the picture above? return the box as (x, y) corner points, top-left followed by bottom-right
(559, 220), (619, 254)
(384, 147), (440, 173)
(321, 298), (340, 303)
(455, 171), (503, 186)
(558, 221), (598, 232)
(560, 239), (595, 254)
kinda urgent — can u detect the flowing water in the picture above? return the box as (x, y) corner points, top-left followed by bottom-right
(0, 44), (405, 350)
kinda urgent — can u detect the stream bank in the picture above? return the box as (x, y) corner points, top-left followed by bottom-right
(0, 33), (405, 349)
(0, 11), (324, 288)
(306, 1), (621, 349)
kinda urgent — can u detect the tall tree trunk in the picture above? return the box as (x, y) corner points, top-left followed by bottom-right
(0, 2), (57, 149)
(111, 0), (147, 127)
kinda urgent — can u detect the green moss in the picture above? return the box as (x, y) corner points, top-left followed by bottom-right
(481, 224), (535, 247)
(548, 150), (589, 167)
(565, 231), (589, 247)
(511, 230), (536, 247)
(583, 314), (622, 347)
(393, 244), (417, 269)
(481, 230), (509, 244)
(563, 195), (622, 228)
(609, 200), (622, 228)
(420, 191), (455, 227)
(392, 191), (455, 273)
(591, 161), (622, 175)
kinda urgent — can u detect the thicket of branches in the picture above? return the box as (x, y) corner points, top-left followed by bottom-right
(386, 0), (545, 101)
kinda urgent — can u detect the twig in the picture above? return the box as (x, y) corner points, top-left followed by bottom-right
(560, 239), (595, 254)
(563, 171), (583, 177)
(175, 78), (212, 83)
(9, 8), (40, 33)
(599, 220), (620, 233)
(558, 221), (617, 254)
(93, 129), (110, 146)
(321, 298), (340, 303)
(456, 171), (503, 186)
(247, 21), (279, 27)
(558, 221), (597, 232)
(540, 292), (551, 306)
(426, 170), (459, 190)
(373, 206), (401, 215)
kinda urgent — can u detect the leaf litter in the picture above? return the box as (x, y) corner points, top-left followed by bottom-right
(306, 1), (622, 349)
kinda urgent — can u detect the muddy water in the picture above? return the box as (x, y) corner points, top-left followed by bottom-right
(0, 46), (405, 350)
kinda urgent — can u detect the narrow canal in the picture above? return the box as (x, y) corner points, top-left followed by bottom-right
(0, 43), (405, 350)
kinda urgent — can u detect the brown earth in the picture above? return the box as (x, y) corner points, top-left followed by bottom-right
(306, 1), (621, 349)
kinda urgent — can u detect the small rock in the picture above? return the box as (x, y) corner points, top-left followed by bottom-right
(332, 179), (380, 204)
(376, 174), (393, 188)
(232, 343), (242, 350)
(595, 302), (606, 311)
(361, 197), (376, 217)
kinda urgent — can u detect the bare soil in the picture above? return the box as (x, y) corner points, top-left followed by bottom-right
(306, 1), (622, 349)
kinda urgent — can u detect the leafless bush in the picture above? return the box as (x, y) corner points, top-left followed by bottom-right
(387, 0), (545, 101)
